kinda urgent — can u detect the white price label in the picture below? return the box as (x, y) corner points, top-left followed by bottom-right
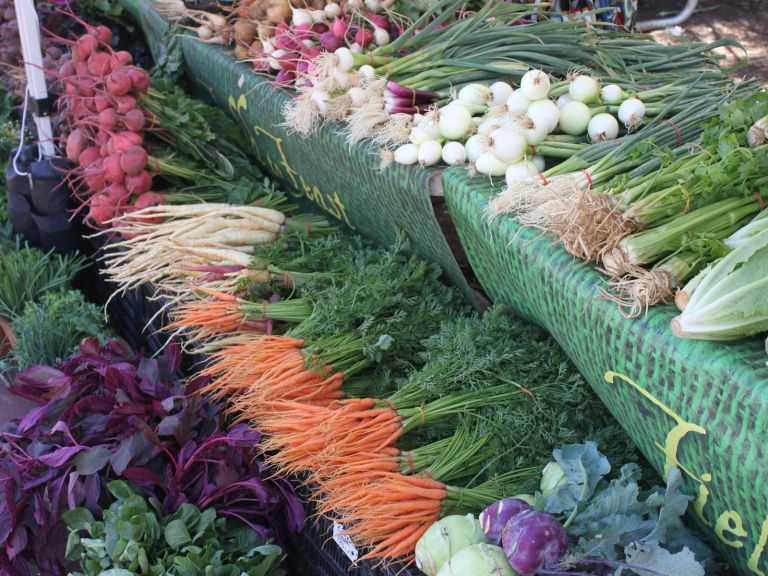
(332, 522), (359, 562)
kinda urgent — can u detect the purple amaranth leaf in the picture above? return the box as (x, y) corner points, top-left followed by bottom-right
(7, 527), (27, 560)
(38, 446), (84, 468)
(11, 366), (71, 404)
(16, 406), (49, 434)
(84, 473), (101, 510)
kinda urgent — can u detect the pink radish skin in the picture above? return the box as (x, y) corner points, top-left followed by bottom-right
(122, 109), (145, 132)
(132, 192), (167, 224)
(110, 50), (133, 68)
(113, 95), (137, 114)
(66, 129), (89, 162)
(98, 108), (118, 131)
(125, 171), (152, 195)
(105, 183), (130, 206)
(119, 146), (148, 176)
(87, 52), (111, 76)
(76, 34), (97, 59)
(103, 154), (126, 184)
(95, 25), (112, 44)
(106, 69), (132, 96)
(88, 193), (116, 225)
(83, 159), (106, 192)
(125, 67), (150, 93)
(78, 146), (102, 167)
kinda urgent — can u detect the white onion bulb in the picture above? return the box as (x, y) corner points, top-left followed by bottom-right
(335, 47), (354, 71)
(410, 126), (434, 146)
(292, 8), (313, 26)
(569, 75), (599, 104)
(488, 128), (527, 164)
(438, 105), (473, 140)
(601, 84), (624, 104)
(505, 160), (540, 186)
(394, 143), (418, 165)
(418, 140), (443, 167)
(531, 155), (546, 172)
(558, 101), (591, 135)
(465, 134), (490, 162)
(506, 89), (531, 116)
(442, 141), (467, 165)
(324, 2), (341, 18)
(556, 94), (573, 109)
(527, 99), (560, 133)
(618, 98), (646, 128)
(459, 84), (491, 107)
(374, 27), (390, 46)
(475, 151), (508, 176)
(520, 70), (551, 101)
(588, 113), (620, 142)
(489, 82), (513, 107)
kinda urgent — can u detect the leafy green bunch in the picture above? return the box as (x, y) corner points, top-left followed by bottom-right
(64, 481), (285, 576)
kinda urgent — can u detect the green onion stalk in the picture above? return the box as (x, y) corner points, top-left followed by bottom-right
(601, 239), (731, 318)
(602, 195), (760, 278)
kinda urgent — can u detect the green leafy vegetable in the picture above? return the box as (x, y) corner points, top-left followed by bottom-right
(9, 290), (110, 367)
(0, 246), (85, 319)
(65, 481), (285, 576)
(537, 443), (714, 575)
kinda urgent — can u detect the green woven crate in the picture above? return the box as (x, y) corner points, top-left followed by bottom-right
(441, 167), (768, 576)
(121, 0), (474, 304)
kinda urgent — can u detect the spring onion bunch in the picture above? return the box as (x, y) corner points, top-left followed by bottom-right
(283, 0), (742, 139)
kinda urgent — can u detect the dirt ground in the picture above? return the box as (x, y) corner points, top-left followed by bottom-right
(637, 0), (768, 83)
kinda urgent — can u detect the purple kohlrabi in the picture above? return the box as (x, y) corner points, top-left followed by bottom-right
(479, 498), (532, 545)
(501, 509), (568, 576)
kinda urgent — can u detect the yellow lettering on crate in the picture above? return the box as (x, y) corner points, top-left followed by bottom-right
(749, 518), (768, 576)
(226, 91), (354, 228)
(716, 510), (749, 548)
(693, 473), (713, 526)
(604, 372), (707, 478)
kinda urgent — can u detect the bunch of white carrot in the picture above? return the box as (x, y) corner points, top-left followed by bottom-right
(99, 203), (285, 301)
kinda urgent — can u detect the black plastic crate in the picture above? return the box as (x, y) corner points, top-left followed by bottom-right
(286, 512), (421, 576)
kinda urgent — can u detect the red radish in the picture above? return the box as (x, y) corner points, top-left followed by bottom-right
(94, 95), (111, 112)
(125, 171), (152, 195)
(332, 17), (347, 38)
(319, 31), (343, 52)
(113, 95), (137, 114)
(65, 129), (89, 162)
(119, 145), (148, 176)
(110, 50), (133, 68)
(125, 67), (150, 93)
(75, 77), (96, 97)
(88, 193), (116, 225)
(109, 131), (143, 153)
(105, 183), (130, 205)
(87, 51), (112, 76)
(84, 159), (106, 192)
(95, 25), (112, 44)
(78, 146), (102, 167)
(354, 28), (374, 47)
(122, 109), (146, 132)
(75, 61), (89, 76)
(65, 82), (79, 96)
(98, 108), (118, 131)
(134, 191), (166, 210)
(106, 69), (132, 96)
(76, 34), (98, 59)
(368, 14), (390, 30)
(59, 60), (75, 78)
(71, 99), (94, 118)
(293, 23), (313, 40)
(103, 153), (126, 184)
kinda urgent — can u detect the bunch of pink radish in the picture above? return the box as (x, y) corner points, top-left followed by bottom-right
(252, 2), (402, 87)
(57, 25), (166, 227)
